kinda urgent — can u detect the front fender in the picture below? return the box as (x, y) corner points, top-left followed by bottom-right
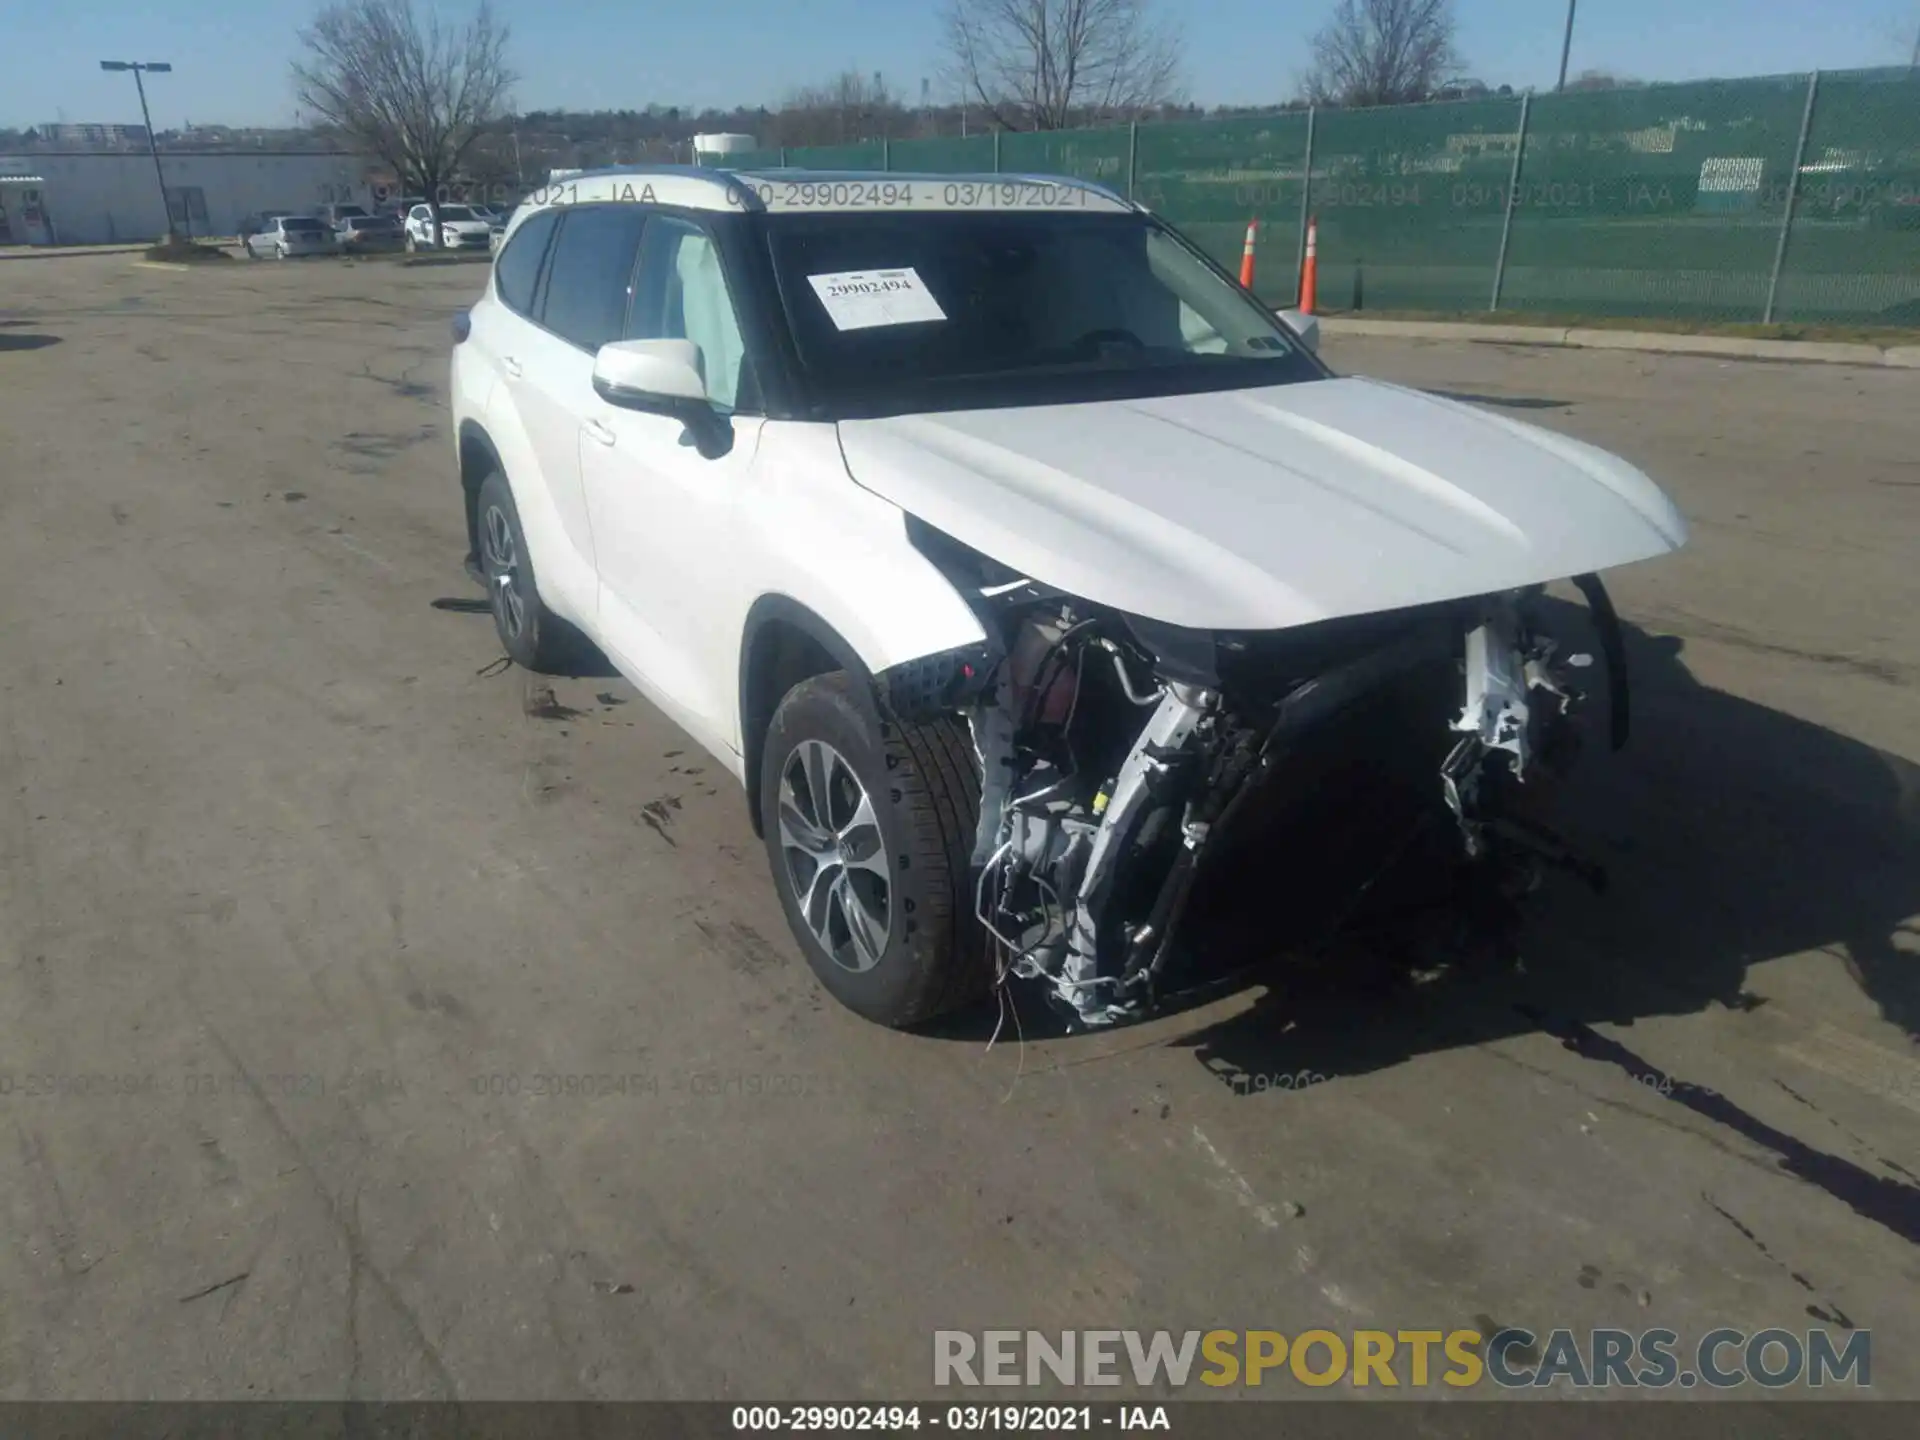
(740, 424), (989, 687)
(729, 425), (991, 832)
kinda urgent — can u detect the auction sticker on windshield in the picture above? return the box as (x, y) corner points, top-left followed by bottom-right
(806, 268), (948, 331)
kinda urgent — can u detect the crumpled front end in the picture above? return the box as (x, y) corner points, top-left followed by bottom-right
(878, 519), (1629, 1028)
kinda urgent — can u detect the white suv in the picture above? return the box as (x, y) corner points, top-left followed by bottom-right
(448, 167), (1688, 1030)
(407, 203), (495, 252)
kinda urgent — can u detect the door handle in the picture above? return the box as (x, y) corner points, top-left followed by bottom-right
(583, 418), (617, 447)
(501, 356), (523, 379)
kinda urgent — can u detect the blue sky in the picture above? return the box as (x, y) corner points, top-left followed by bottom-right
(7, 1), (1914, 129)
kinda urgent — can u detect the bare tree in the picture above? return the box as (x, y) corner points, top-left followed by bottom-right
(1304, 0), (1464, 108)
(776, 70), (901, 147)
(940, 0), (1183, 132)
(292, 0), (515, 244)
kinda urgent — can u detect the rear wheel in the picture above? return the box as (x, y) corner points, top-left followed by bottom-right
(759, 672), (989, 1028)
(475, 470), (577, 673)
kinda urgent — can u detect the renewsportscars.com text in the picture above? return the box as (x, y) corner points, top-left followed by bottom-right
(933, 1327), (1871, 1390)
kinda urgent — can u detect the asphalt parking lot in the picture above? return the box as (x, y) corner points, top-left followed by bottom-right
(1, 253), (1916, 1409)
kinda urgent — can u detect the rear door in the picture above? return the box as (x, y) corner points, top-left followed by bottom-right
(495, 204), (649, 622)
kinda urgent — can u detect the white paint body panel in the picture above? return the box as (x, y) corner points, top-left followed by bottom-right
(451, 263), (985, 781)
(836, 376), (1688, 631)
(454, 172), (1688, 797)
(491, 167), (1133, 252)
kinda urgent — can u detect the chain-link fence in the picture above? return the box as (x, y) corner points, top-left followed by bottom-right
(725, 66), (1920, 327)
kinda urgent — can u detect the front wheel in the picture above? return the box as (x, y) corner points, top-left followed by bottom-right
(759, 672), (989, 1028)
(405, 232), (418, 253)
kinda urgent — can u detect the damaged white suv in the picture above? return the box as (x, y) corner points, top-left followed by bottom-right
(449, 167), (1688, 1030)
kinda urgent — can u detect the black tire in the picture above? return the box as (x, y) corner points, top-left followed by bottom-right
(474, 469), (577, 673)
(759, 671), (989, 1028)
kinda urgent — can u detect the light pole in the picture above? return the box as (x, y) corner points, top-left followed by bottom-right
(1556, 0), (1579, 92)
(100, 60), (175, 240)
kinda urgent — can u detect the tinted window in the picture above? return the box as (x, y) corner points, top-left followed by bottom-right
(494, 210), (559, 317)
(538, 206), (648, 350)
(283, 219), (326, 233)
(767, 211), (1324, 418)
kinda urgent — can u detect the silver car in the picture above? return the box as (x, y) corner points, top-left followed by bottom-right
(244, 215), (337, 259)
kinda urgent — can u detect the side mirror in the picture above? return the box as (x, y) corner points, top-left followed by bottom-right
(1275, 308), (1320, 353)
(592, 338), (733, 458)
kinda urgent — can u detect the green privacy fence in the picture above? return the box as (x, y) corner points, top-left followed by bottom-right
(724, 66), (1920, 326)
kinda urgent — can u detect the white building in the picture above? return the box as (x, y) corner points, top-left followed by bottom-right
(692, 133), (757, 163)
(0, 150), (382, 246)
(36, 123), (151, 147)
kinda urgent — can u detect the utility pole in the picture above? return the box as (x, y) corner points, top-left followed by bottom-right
(1557, 0), (1579, 91)
(100, 59), (175, 240)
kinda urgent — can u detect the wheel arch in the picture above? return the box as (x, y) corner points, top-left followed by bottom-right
(738, 595), (882, 839)
(457, 419), (502, 565)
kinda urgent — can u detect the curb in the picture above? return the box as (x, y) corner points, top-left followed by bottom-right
(1318, 317), (1908, 368)
(401, 252), (492, 267)
(132, 255), (240, 271)
(1, 244), (153, 261)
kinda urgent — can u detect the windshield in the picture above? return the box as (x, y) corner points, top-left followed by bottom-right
(766, 210), (1324, 418)
(282, 219), (326, 233)
(437, 206), (478, 222)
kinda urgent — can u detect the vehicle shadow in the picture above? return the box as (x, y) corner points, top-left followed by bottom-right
(431, 598), (623, 679)
(1171, 599), (1920, 1085)
(0, 331), (61, 352)
(929, 603), (1920, 1083)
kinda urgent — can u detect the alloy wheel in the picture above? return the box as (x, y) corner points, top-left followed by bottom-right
(777, 739), (892, 973)
(481, 503), (526, 642)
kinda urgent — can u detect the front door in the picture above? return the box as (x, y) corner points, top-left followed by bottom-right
(578, 212), (765, 750)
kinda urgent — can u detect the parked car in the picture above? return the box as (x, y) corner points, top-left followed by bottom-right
(335, 213), (406, 254)
(405, 203), (494, 252)
(243, 214), (337, 259)
(237, 209), (297, 241)
(317, 202), (374, 228)
(468, 204), (511, 251)
(447, 167), (1688, 1032)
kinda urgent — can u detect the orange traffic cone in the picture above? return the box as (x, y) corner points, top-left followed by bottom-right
(1299, 215), (1319, 314)
(1238, 217), (1258, 290)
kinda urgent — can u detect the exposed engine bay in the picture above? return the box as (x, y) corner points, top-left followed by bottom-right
(881, 518), (1631, 1028)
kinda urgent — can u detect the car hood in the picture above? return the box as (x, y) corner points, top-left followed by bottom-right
(835, 376), (1689, 630)
(439, 219), (492, 234)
